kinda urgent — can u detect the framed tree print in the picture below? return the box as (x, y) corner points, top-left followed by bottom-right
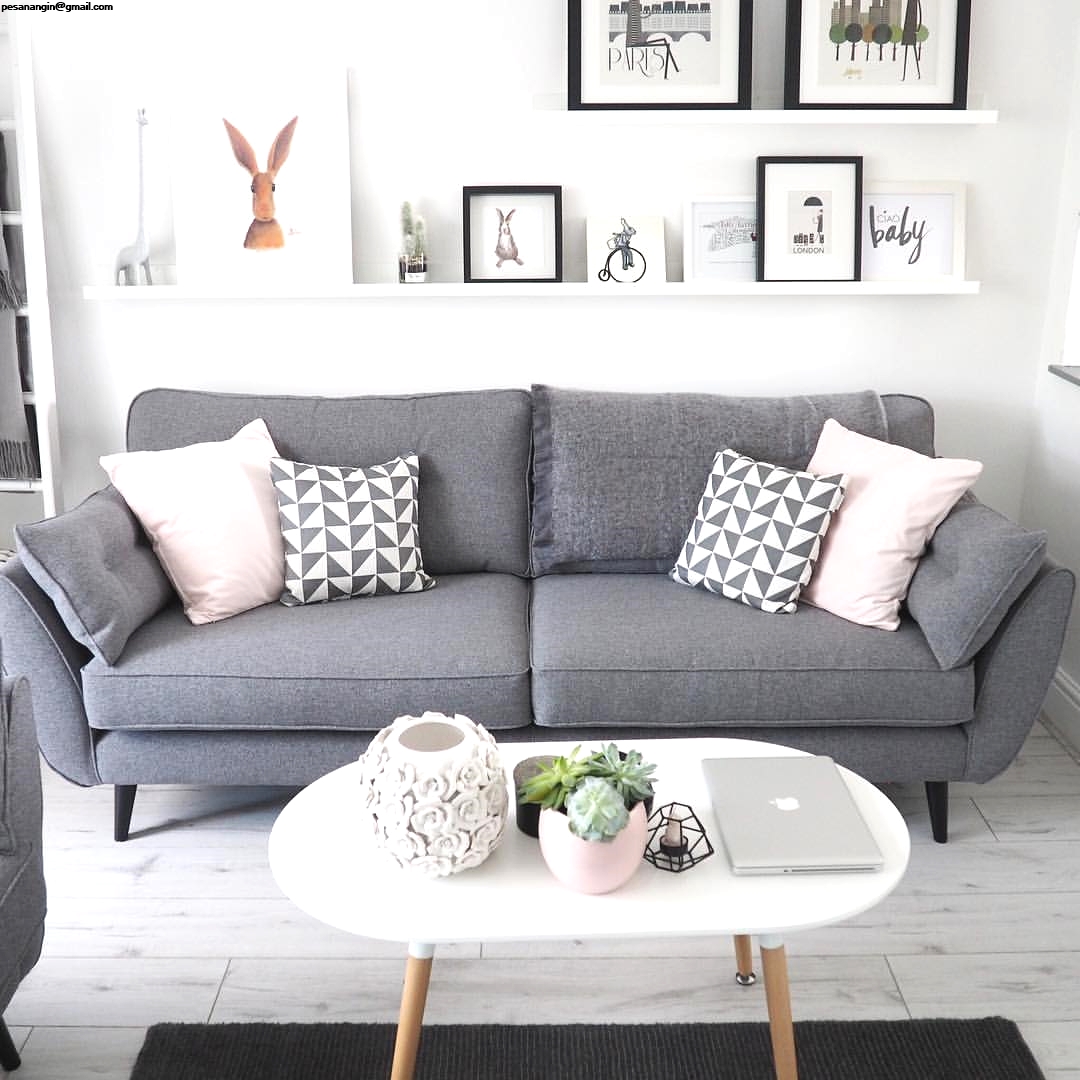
(784, 0), (971, 109)
(569, 0), (753, 110)
(861, 181), (965, 282)
(757, 157), (862, 282)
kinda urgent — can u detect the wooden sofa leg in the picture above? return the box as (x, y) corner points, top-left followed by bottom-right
(925, 781), (949, 844)
(114, 784), (137, 842)
(0, 1016), (22, 1071)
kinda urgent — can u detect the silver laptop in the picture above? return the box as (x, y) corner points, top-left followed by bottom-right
(702, 755), (884, 875)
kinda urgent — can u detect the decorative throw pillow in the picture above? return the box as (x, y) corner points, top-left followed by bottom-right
(270, 453), (436, 605)
(15, 486), (175, 664)
(800, 419), (983, 631)
(100, 418), (285, 625)
(670, 449), (847, 614)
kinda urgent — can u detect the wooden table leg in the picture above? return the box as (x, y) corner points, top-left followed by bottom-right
(760, 936), (798, 1080)
(391, 943), (434, 1080)
(734, 934), (757, 986)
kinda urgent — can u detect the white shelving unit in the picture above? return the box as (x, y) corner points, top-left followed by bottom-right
(83, 278), (981, 301)
(0, 16), (61, 515)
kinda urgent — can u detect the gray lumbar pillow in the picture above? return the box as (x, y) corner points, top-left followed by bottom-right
(15, 486), (176, 665)
(906, 495), (1047, 670)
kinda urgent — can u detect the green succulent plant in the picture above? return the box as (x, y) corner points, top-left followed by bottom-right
(517, 746), (592, 810)
(566, 776), (630, 841)
(585, 742), (657, 806)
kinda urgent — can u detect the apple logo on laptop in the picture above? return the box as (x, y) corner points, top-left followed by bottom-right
(769, 796), (800, 811)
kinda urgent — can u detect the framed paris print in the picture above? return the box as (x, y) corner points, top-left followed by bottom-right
(861, 181), (966, 282)
(784, 0), (971, 109)
(569, 0), (753, 110)
(756, 156), (862, 282)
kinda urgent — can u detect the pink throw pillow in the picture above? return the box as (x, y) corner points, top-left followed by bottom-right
(800, 419), (982, 630)
(100, 419), (285, 625)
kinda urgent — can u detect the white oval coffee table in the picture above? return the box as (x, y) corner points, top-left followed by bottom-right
(269, 736), (910, 1080)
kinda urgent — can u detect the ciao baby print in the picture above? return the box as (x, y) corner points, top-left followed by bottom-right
(861, 183), (966, 282)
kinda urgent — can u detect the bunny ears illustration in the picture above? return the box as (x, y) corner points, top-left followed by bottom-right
(223, 115), (298, 250)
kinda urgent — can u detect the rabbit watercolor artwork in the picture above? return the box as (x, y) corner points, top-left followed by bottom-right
(495, 208), (524, 268)
(171, 67), (351, 286)
(223, 116), (298, 250)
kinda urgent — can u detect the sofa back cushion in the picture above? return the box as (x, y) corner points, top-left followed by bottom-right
(531, 386), (927, 575)
(126, 388), (533, 577)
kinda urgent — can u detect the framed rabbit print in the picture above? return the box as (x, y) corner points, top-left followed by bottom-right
(462, 186), (563, 283)
(172, 67), (353, 287)
(569, 0), (753, 110)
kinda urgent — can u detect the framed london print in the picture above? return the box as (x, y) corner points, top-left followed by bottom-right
(462, 186), (563, 283)
(861, 181), (965, 282)
(683, 196), (758, 282)
(757, 157), (862, 282)
(784, 0), (971, 109)
(569, 0), (753, 110)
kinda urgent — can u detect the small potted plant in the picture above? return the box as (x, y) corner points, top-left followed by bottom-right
(518, 743), (657, 894)
(399, 200), (428, 283)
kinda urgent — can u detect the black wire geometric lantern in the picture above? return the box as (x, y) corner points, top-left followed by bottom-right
(644, 801), (714, 872)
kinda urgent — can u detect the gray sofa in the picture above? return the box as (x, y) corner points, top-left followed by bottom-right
(0, 386), (1073, 845)
(1, 667), (46, 1072)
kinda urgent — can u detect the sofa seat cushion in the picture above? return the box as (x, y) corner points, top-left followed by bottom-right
(81, 574), (531, 734)
(530, 574), (973, 729)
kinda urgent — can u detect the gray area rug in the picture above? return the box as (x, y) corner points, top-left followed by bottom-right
(130, 1017), (1044, 1079)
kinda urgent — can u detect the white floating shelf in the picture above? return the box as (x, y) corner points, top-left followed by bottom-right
(550, 108), (998, 126)
(0, 477), (42, 492)
(84, 280), (981, 301)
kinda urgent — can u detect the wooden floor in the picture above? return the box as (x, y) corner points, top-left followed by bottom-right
(5, 720), (1080, 1079)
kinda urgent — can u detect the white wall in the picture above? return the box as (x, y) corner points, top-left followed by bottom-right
(1023, 27), (1080, 752)
(5, 1), (1080, 551)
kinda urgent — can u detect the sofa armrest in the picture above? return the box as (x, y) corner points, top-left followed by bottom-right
(906, 495), (1048, 670)
(964, 557), (1075, 782)
(0, 675), (43, 854)
(0, 558), (100, 787)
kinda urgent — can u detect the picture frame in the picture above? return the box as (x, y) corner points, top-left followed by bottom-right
(861, 181), (966, 282)
(171, 68), (353, 287)
(462, 186), (563, 283)
(586, 213), (667, 286)
(683, 196), (758, 282)
(784, 0), (971, 109)
(756, 156), (863, 282)
(568, 0), (753, 110)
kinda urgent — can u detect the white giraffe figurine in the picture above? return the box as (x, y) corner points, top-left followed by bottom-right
(114, 108), (152, 285)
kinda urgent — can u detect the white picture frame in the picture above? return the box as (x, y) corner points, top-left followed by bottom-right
(171, 68), (353, 288)
(861, 181), (966, 283)
(683, 196), (758, 282)
(586, 213), (667, 286)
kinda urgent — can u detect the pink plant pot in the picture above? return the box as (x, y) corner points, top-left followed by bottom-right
(537, 801), (648, 894)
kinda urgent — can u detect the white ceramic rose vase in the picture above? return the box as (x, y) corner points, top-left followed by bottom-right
(359, 711), (509, 877)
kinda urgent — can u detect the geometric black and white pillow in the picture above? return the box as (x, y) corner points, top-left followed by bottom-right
(270, 453), (436, 606)
(670, 449), (847, 614)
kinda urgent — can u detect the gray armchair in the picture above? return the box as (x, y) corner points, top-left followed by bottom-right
(0, 669), (45, 1072)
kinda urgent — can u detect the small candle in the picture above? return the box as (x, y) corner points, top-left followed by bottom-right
(658, 814), (688, 857)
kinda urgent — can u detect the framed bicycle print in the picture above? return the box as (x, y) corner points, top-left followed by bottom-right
(756, 157), (862, 282)
(462, 186), (563, 283)
(784, 0), (971, 109)
(683, 196), (758, 282)
(861, 181), (966, 282)
(569, 0), (753, 110)
(586, 213), (667, 285)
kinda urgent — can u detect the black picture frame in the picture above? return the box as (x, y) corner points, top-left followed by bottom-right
(784, 0), (971, 110)
(462, 186), (564, 284)
(568, 0), (753, 111)
(756, 156), (863, 282)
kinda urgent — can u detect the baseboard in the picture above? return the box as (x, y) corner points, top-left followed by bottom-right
(1043, 665), (1080, 758)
